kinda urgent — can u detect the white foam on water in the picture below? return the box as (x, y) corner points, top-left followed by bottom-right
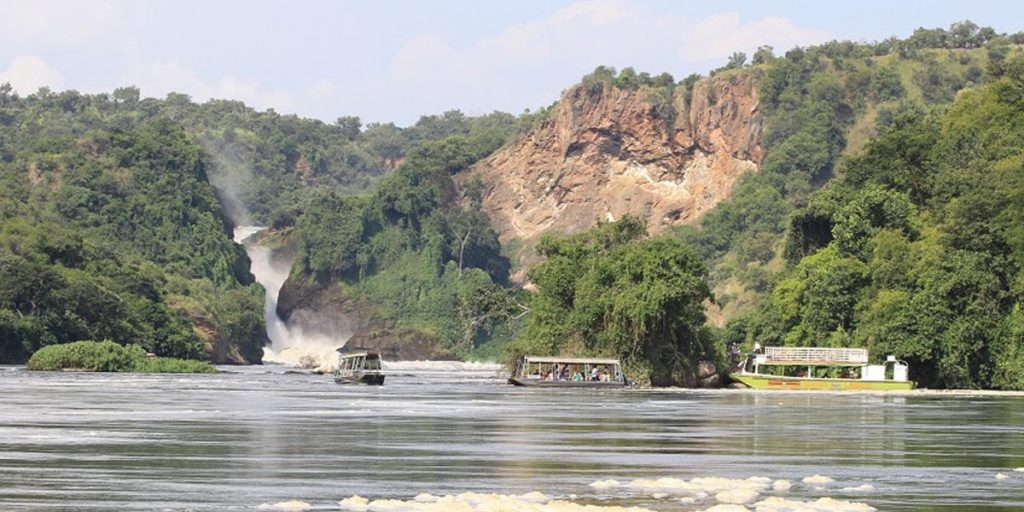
(590, 479), (621, 489)
(749, 496), (876, 512)
(839, 485), (874, 492)
(339, 496), (370, 510)
(1015, 467), (1024, 472)
(625, 476), (773, 502)
(338, 475), (879, 512)
(338, 492), (653, 512)
(716, 488), (761, 504)
(995, 473), (1009, 480)
(256, 500), (312, 511)
(801, 475), (834, 485)
(235, 226), (351, 370)
(586, 475), (878, 511)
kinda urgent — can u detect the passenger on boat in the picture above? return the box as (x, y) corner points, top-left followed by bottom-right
(560, 366), (570, 381)
(572, 371), (583, 382)
(728, 342), (744, 371)
(591, 367), (600, 381)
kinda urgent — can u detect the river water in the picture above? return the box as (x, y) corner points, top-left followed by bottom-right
(1, 363), (1023, 511)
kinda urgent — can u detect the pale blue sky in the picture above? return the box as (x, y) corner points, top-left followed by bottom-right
(1, 0), (1022, 125)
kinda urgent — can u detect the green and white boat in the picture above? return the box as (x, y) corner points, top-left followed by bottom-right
(730, 346), (914, 391)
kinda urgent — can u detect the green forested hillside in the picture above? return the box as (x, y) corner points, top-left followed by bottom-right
(730, 56), (1024, 389)
(677, 22), (1024, 323)
(282, 121), (534, 357)
(0, 89), (265, 362)
(512, 22), (1024, 389)
(4, 20), (1022, 389)
(0, 76), (541, 363)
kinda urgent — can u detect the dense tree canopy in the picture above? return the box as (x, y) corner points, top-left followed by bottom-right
(514, 217), (717, 386)
(736, 55), (1024, 389)
(290, 129), (518, 356)
(0, 96), (266, 362)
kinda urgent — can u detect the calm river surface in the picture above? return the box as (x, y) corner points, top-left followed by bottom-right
(1, 363), (1023, 511)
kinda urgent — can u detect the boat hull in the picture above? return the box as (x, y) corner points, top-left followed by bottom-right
(730, 373), (914, 391)
(334, 373), (385, 385)
(508, 377), (625, 388)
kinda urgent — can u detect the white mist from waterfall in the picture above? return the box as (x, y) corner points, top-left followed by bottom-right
(233, 226), (348, 370)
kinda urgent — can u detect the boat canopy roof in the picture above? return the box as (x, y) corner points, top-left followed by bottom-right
(760, 346), (868, 366)
(336, 347), (381, 359)
(523, 356), (620, 365)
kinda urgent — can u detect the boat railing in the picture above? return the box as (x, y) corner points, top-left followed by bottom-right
(760, 346), (868, 365)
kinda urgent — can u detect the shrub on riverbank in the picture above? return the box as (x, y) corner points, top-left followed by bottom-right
(26, 341), (216, 373)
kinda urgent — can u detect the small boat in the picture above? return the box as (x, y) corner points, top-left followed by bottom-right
(729, 346), (914, 391)
(333, 348), (385, 385)
(508, 356), (627, 387)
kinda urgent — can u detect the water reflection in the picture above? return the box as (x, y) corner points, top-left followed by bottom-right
(0, 365), (1022, 511)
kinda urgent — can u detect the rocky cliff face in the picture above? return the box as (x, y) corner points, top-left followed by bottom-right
(459, 72), (764, 279)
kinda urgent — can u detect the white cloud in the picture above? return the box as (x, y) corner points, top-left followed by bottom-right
(122, 62), (299, 113)
(356, 1), (833, 123)
(0, 1), (836, 125)
(678, 13), (833, 63)
(0, 56), (65, 94)
(0, 0), (123, 46)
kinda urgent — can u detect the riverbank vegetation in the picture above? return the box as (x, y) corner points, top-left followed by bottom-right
(4, 20), (1024, 389)
(729, 54), (1024, 389)
(0, 101), (266, 363)
(284, 122), (528, 357)
(26, 340), (216, 373)
(512, 217), (717, 386)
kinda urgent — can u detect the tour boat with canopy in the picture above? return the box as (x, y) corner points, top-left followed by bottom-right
(333, 347), (386, 385)
(508, 356), (628, 387)
(729, 346), (914, 390)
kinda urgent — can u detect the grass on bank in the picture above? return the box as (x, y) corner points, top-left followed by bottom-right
(26, 340), (217, 373)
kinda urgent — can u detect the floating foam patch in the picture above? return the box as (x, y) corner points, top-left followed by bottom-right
(339, 496), (370, 510)
(750, 496), (876, 512)
(716, 489), (761, 505)
(337, 492), (654, 512)
(590, 479), (621, 489)
(1015, 467), (1024, 472)
(772, 480), (791, 492)
(839, 485), (874, 492)
(801, 475), (834, 485)
(616, 476), (776, 506)
(627, 476), (772, 495)
(256, 500), (312, 511)
(995, 473), (1009, 480)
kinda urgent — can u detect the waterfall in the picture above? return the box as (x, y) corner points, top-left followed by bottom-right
(233, 226), (348, 370)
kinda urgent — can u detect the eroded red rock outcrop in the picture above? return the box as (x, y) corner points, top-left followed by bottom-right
(459, 72), (764, 280)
